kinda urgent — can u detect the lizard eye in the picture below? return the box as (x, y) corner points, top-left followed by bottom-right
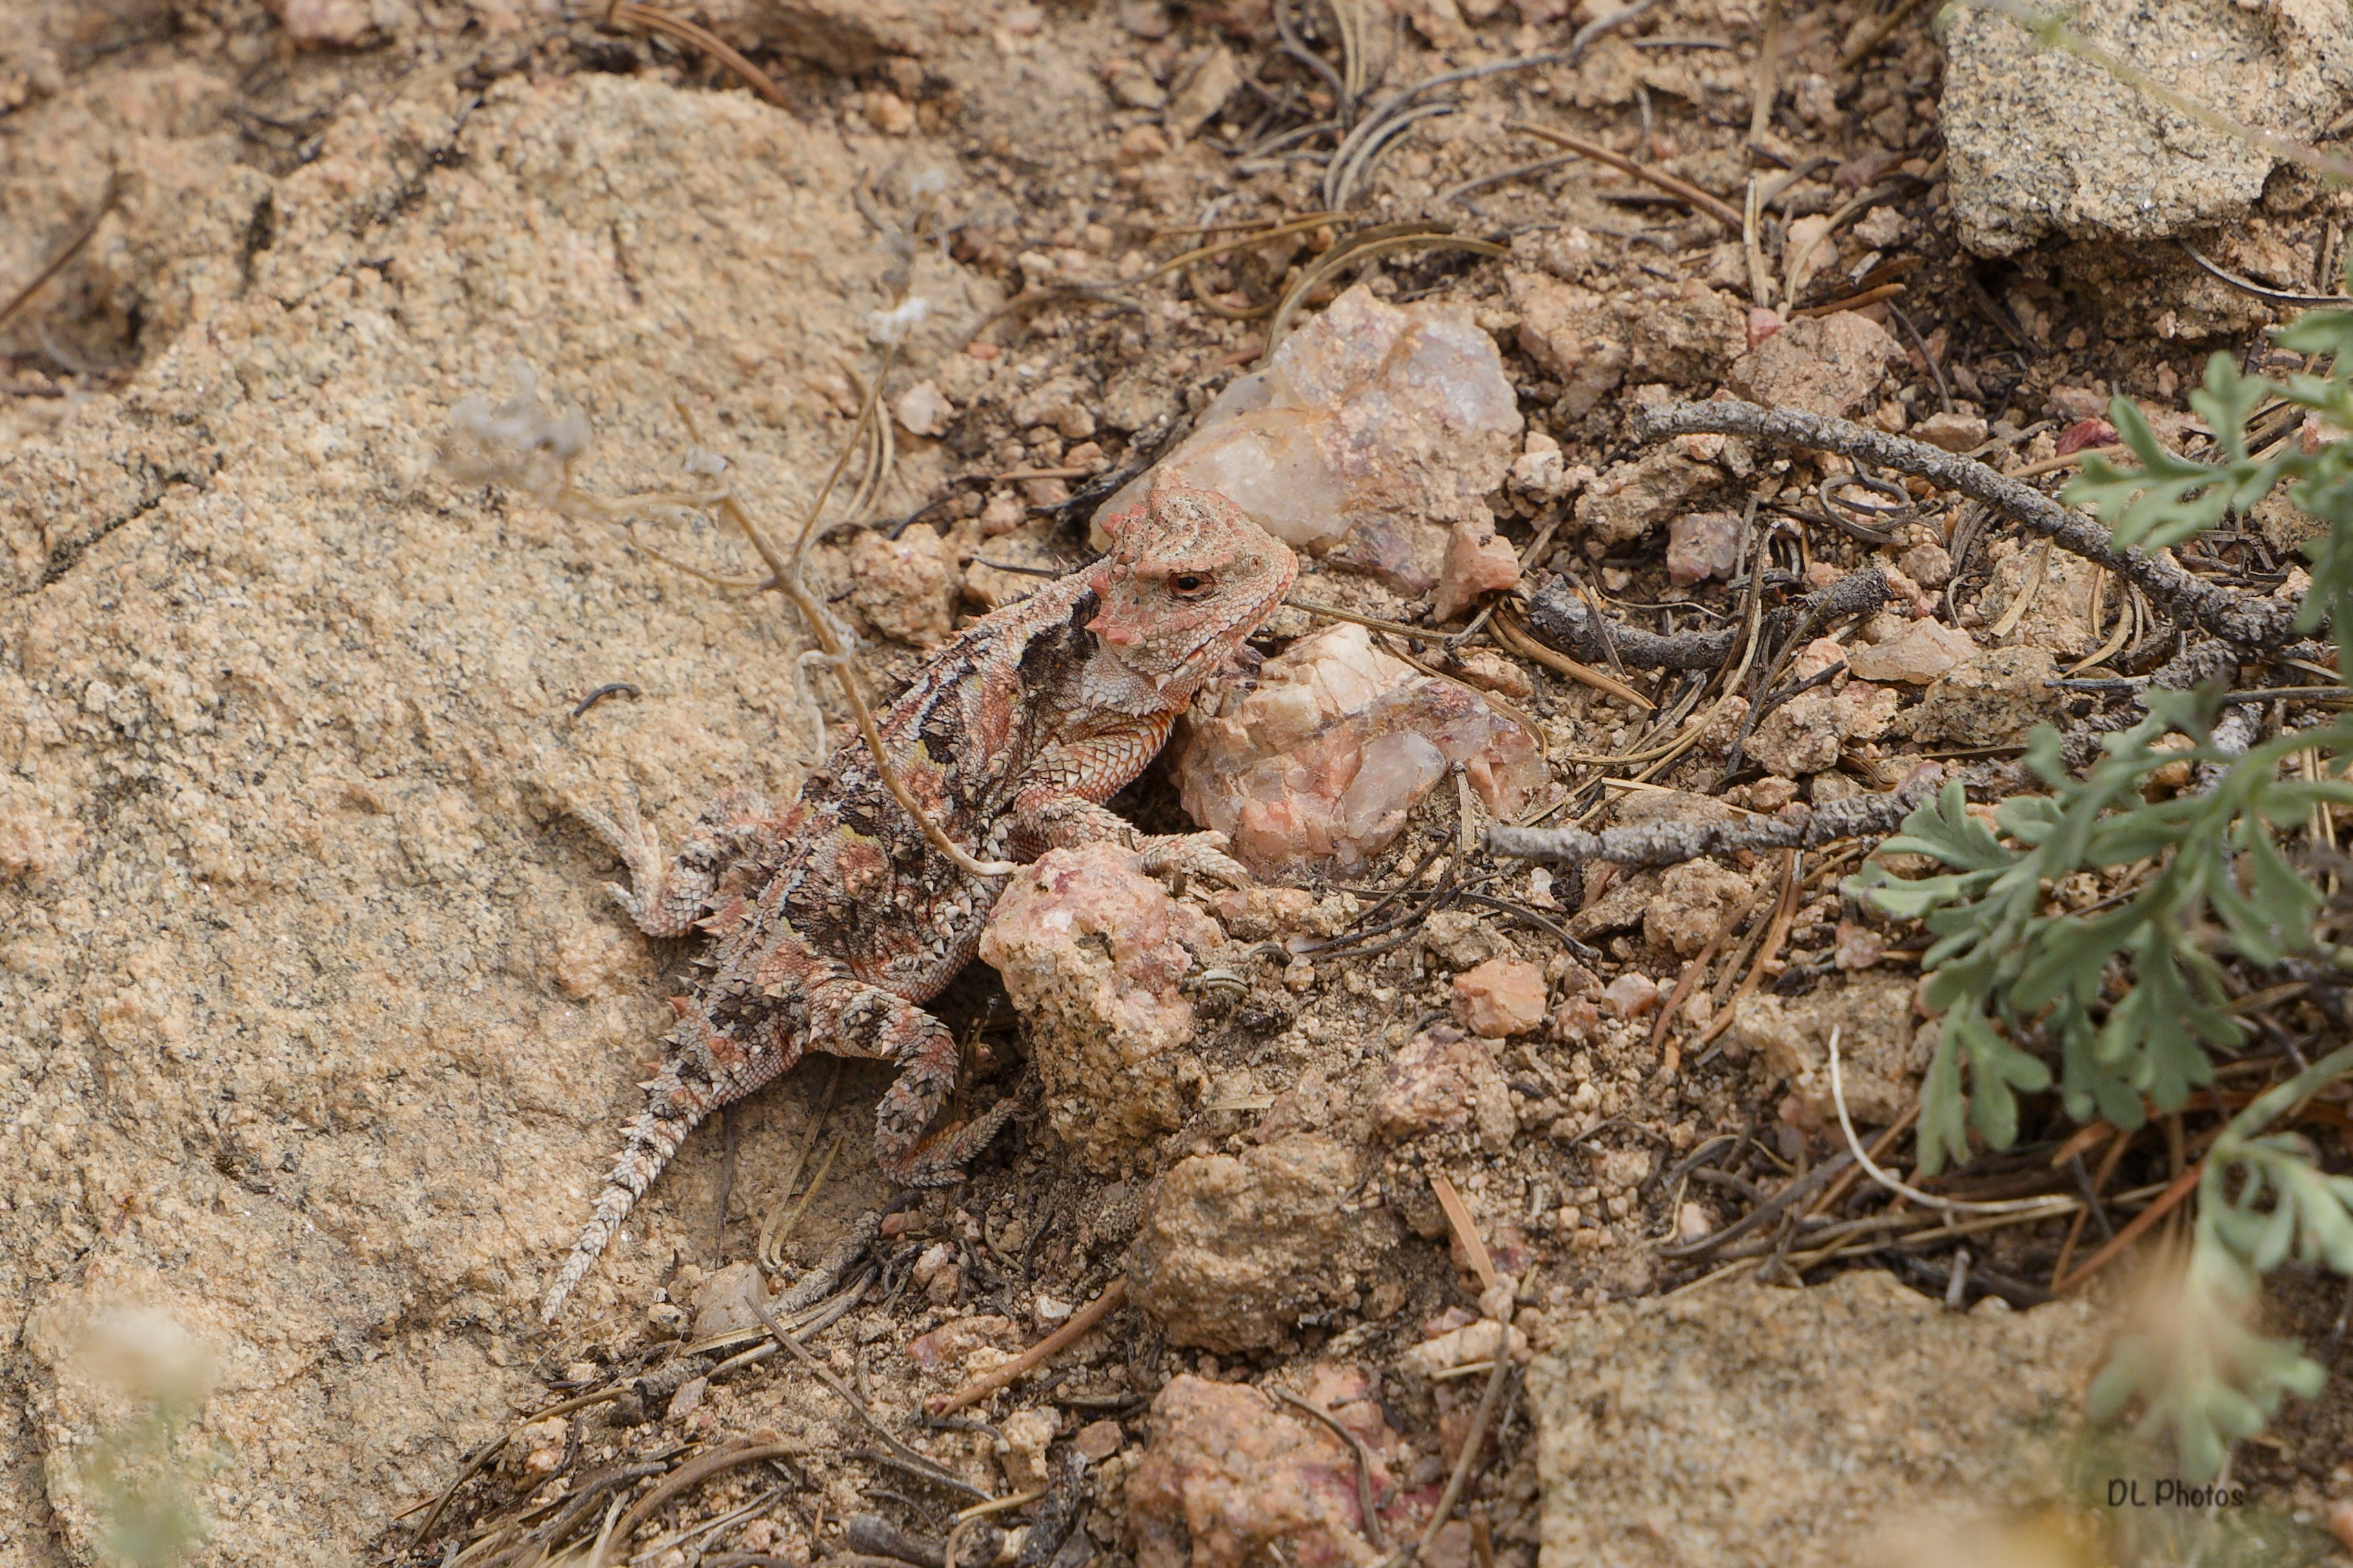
(1169, 573), (1213, 596)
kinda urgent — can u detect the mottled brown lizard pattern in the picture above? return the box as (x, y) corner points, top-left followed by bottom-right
(543, 487), (1296, 1320)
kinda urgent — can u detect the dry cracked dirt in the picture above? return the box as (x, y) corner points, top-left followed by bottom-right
(7, 1), (2353, 1566)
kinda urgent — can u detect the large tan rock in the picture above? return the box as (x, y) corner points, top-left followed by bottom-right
(1941, 0), (2353, 257)
(1532, 1273), (2110, 1567)
(0, 68), (996, 1565)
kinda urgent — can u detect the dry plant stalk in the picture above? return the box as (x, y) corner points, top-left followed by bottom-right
(436, 343), (1016, 882)
(710, 346), (1020, 880)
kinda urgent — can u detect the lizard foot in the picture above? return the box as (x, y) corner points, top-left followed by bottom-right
(878, 1096), (1023, 1188)
(1138, 829), (1251, 887)
(571, 802), (706, 939)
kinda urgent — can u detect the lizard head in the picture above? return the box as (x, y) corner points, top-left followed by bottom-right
(1086, 485), (1295, 698)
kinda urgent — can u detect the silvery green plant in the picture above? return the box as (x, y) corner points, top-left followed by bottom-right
(1848, 289), (2353, 1478)
(72, 1312), (223, 1567)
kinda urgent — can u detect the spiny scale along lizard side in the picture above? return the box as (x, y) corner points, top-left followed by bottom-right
(542, 486), (1297, 1321)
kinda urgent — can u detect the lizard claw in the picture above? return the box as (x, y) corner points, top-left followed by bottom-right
(572, 803), (676, 930)
(578, 804), (663, 902)
(1139, 830), (1252, 888)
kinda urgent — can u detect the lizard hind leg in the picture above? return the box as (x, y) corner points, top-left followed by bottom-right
(807, 977), (1018, 1188)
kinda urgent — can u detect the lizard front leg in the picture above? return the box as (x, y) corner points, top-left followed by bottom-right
(1007, 724), (1251, 884)
(802, 972), (1018, 1185)
(574, 786), (772, 938)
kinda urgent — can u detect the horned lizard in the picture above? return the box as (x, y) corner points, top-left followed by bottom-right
(543, 486), (1296, 1319)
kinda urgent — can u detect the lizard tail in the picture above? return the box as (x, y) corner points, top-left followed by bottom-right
(541, 1070), (704, 1323)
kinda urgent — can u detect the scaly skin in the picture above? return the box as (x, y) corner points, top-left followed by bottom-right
(543, 487), (1296, 1321)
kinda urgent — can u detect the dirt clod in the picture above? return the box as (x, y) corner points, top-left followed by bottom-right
(1129, 1136), (1400, 1353)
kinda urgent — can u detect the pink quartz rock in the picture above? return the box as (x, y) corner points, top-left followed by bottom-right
(1095, 285), (1520, 591)
(1451, 957), (1548, 1038)
(1602, 973), (1660, 1019)
(1371, 1028), (1517, 1150)
(1665, 510), (1743, 585)
(978, 844), (1224, 1170)
(1844, 619), (1977, 684)
(1746, 307), (1784, 346)
(1129, 1375), (1400, 1568)
(1432, 518), (1522, 622)
(1173, 624), (1546, 876)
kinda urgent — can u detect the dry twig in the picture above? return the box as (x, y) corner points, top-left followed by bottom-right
(0, 172), (118, 336)
(928, 1277), (1128, 1415)
(1271, 1391), (1386, 1550)
(588, 1443), (802, 1568)
(604, 2), (787, 106)
(1431, 1172), (1498, 1290)
(1503, 122), (1742, 228)
(1487, 771), (1936, 866)
(1633, 400), (2299, 647)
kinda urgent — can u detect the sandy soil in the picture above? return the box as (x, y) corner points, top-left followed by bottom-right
(6, 1), (2353, 1565)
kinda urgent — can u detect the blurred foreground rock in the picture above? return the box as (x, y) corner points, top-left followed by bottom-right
(1098, 283), (1520, 591)
(1173, 623), (1546, 877)
(1531, 1272), (2108, 1567)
